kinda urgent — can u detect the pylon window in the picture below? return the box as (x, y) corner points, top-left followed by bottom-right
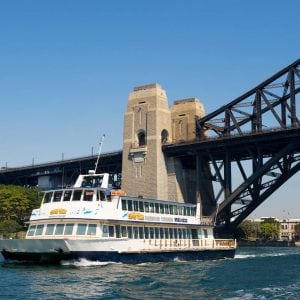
(161, 129), (169, 144)
(137, 131), (146, 147)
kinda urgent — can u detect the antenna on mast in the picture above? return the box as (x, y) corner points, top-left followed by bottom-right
(94, 134), (105, 173)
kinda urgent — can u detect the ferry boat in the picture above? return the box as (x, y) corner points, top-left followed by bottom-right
(0, 170), (236, 264)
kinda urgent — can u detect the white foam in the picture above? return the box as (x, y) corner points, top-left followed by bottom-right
(234, 254), (257, 259)
(235, 252), (291, 259)
(60, 258), (120, 267)
(173, 257), (188, 262)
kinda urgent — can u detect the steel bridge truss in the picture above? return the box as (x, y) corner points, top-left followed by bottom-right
(208, 138), (300, 233)
(197, 59), (300, 138)
(195, 59), (300, 233)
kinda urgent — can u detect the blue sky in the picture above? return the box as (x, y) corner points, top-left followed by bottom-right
(0, 0), (299, 217)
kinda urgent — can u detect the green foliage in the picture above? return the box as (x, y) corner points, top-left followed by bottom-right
(0, 185), (41, 226)
(260, 219), (280, 240)
(0, 220), (23, 238)
(235, 220), (260, 240)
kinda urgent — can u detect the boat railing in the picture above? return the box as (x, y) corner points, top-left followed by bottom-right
(146, 238), (236, 250)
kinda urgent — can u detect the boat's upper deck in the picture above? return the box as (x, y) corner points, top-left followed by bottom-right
(30, 172), (213, 226)
(31, 191), (212, 226)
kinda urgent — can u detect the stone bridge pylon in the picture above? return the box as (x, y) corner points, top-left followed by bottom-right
(121, 83), (214, 215)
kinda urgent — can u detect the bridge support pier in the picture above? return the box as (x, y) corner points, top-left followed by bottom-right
(196, 153), (216, 216)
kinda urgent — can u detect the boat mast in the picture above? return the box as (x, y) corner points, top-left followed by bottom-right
(94, 134), (105, 173)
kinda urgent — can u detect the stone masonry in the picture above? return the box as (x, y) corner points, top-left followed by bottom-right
(121, 84), (207, 204)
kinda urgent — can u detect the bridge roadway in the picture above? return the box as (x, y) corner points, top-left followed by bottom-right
(163, 127), (300, 162)
(0, 151), (122, 187)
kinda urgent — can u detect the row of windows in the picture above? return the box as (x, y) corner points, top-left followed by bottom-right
(281, 224), (296, 230)
(27, 223), (209, 239)
(121, 199), (196, 216)
(27, 223), (97, 237)
(115, 225), (208, 240)
(43, 190), (110, 204)
(136, 129), (169, 147)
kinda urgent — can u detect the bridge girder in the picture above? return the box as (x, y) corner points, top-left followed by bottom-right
(197, 59), (300, 138)
(164, 59), (300, 235)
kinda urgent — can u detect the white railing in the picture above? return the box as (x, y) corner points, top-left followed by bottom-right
(146, 238), (236, 250)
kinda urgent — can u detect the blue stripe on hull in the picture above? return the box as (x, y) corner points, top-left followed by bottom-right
(71, 250), (235, 263)
(2, 249), (235, 264)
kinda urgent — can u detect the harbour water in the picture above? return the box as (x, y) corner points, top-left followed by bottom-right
(1, 246), (300, 299)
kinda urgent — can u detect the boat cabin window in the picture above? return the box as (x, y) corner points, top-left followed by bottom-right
(99, 190), (107, 201)
(127, 227), (132, 238)
(144, 202), (149, 213)
(160, 228), (164, 239)
(139, 201), (144, 212)
(43, 192), (53, 204)
(133, 227), (139, 239)
(191, 229), (198, 240)
(121, 226), (127, 237)
(127, 200), (133, 211)
(133, 200), (139, 212)
(165, 204), (170, 214)
(203, 229), (208, 238)
(144, 227), (149, 239)
(179, 206), (184, 215)
(121, 199), (127, 210)
(76, 224), (87, 235)
(154, 228), (159, 239)
(102, 225), (109, 237)
(63, 190), (72, 201)
(83, 190), (94, 201)
(55, 224), (65, 235)
(64, 224), (74, 235)
(149, 203), (154, 213)
(160, 204), (164, 214)
(155, 203), (159, 213)
(27, 225), (36, 236)
(87, 224), (97, 235)
(108, 226), (115, 237)
(45, 224), (55, 235)
(120, 198), (196, 217)
(185, 207), (190, 216)
(35, 225), (44, 236)
(53, 191), (63, 202)
(81, 175), (103, 188)
(164, 228), (169, 239)
(115, 225), (121, 238)
(169, 205), (174, 215)
(73, 190), (82, 201)
(149, 227), (154, 239)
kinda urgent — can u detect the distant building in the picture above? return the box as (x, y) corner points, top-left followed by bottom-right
(250, 217), (300, 241)
(279, 218), (300, 241)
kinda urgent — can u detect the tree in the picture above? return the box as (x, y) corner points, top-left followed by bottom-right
(259, 219), (280, 240)
(0, 220), (22, 238)
(235, 220), (260, 240)
(0, 185), (41, 226)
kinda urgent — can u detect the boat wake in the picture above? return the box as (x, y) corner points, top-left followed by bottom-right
(235, 252), (292, 259)
(173, 257), (188, 263)
(60, 258), (121, 267)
